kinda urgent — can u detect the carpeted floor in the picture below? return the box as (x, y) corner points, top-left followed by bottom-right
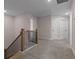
(11, 39), (75, 59)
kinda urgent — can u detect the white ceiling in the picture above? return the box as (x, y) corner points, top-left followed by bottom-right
(4, 0), (72, 17)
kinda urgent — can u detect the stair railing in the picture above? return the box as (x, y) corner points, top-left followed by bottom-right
(5, 28), (24, 59)
(5, 28), (38, 59)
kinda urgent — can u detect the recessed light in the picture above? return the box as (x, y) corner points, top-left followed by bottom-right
(65, 12), (69, 15)
(4, 10), (7, 13)
(48, 0), (52, 2)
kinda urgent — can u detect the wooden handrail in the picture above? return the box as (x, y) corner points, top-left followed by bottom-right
(6, 33), (21, 51)
(6, 29), (24, 59)
(5, 29), (39, 59)
(6, 29), (24, 51)
(6, 29), (38, 50)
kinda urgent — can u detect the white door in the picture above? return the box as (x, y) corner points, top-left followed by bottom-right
(51, 17), (69, 40)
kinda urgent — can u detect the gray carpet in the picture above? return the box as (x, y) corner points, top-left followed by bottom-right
(12, 40), (75, 59)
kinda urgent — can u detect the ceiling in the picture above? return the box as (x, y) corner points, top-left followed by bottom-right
(4, 0), (72, 17)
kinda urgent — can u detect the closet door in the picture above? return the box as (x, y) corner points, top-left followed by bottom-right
(51, 17), (69, 40)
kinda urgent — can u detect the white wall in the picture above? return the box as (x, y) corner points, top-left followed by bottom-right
(33, 17), (37, 30)
(4, 15), (15, 49)
(37, 16), (51, 40)
(37, 16), (70, 41)
(15, 15), (37, 37)
(15, 15), (30, 37)
(51, 16), (70, 40)
(4, 14), (37, 48)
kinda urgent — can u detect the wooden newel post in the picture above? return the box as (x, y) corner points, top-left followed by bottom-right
(20, 28), (24, 51)
(36, 29), (39, 44)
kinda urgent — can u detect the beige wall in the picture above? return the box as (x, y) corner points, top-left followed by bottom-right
(37, 16), (70, 41)
(4, 14), (37, 48)
(14, 15), (30, 37)
(14, 15), (37, 37)
(4, 15), (15, 49)
(37, 16), (51, 40)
